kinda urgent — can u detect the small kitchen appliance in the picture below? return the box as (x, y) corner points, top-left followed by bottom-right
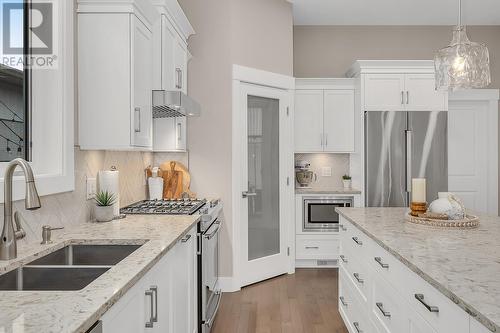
(303, 196), (353, 232)
(295, 160), (317, 189)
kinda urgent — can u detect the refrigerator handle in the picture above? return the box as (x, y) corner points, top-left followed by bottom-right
(405, 130), (412, 193)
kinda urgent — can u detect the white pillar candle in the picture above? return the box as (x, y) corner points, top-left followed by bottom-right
(412, 178), (426, 203)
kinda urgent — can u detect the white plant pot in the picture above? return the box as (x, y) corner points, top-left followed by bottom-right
(343, 179), (352, 189)
(428, 192), (466, 220)
(94, 205), (115, 222)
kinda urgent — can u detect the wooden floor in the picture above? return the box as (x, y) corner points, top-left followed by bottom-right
(212, 268), (349, 333)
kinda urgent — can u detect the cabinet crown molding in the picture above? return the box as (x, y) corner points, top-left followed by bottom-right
(77, 0), (158, 27)
(295, 78), (356, 90)
(346, 60), (436, 78)
(151, 0), (195, 41)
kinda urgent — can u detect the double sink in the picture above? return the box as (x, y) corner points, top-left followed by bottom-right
(0, 244), (142, 291)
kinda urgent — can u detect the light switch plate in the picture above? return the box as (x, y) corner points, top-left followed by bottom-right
(86, 177), (97, 200)
(321, 167), (332, 177)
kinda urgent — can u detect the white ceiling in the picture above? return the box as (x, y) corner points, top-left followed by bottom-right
(292, 0), (500, 26)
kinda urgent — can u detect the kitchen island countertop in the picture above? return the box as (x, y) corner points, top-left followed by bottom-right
(336, 207), (500, 332)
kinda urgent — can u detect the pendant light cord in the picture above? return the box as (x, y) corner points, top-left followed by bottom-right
(458, 0), (462, 27)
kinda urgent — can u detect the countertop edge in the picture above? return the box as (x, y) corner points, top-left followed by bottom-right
(337, 209), (499, 333)
(74, 216), (201, 333)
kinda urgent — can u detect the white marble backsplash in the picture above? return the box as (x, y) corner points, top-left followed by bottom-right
(5, 148), (154, 243)
(295, 153), (350, 189)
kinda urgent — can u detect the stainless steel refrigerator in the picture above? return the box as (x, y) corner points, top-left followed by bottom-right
(365, 111), (448, 207)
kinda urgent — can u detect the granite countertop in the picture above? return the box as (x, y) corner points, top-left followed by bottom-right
(336, 207), (500, 332)
(0, 214), (200, 333)
(295, 187), (361, 195)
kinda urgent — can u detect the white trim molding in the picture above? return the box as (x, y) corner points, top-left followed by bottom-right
(346, 60), (436, 77)
(231, 65), (295, 291)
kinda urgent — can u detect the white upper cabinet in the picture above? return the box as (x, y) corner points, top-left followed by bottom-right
(323, 90), (355, 152)
(348, 60), (448, 112)
(77, 0), (157, 150)
(364, 74), (405, 111)
(152, 1), (194, 152)
(294, 79), (356, 153)
(294, 90), (324, 152)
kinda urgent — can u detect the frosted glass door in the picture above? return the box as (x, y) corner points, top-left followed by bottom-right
(247, 95), (280, 261)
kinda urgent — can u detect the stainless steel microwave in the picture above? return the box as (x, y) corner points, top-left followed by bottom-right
(303, 197), (353, 232)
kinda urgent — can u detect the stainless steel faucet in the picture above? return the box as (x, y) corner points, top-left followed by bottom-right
(0, 158), (41, 260)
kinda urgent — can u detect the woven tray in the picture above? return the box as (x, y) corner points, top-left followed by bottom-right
(405, 213), (479, 228)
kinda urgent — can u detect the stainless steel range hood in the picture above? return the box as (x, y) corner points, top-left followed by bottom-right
(152, 90), (201, 118)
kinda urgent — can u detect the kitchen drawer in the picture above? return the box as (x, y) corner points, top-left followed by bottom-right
(341, 246), (371, 305)
(340, 269), (373, 333)
(371, 274), (409, 333)
(470, 316), (492, 333)
(296, 236), (339, 260)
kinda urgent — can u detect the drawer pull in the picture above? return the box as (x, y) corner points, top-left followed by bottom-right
(352, 237), (363, 245)
(339, 296), (348, 307)
(353, 322), (363, 333)
(340, 224), (347, 231)
(415, 294), (439, 313)
(353, 272), (364, 284)
(340, 255), (348, 263)
(374, 257), (389, 268)
(305, 246), (319, 249)
(376, 302), (391, 317)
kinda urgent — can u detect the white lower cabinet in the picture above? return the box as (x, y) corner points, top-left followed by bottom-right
(338, 216), (487, 333)
(101, 226), (197, 333)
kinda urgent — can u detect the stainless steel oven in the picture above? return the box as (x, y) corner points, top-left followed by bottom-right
(303, 197), (353, 232)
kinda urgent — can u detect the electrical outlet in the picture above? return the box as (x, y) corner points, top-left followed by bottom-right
(86, 177), (97, 200)
(321, 167), (332, 177)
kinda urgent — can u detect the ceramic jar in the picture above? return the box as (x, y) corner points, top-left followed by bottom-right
(94, 205), (115, 222)
(428, 192), (466, 220)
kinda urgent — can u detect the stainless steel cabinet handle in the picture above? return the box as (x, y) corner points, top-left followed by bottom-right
(415, 294), (439, 313)
(353, 322), (363, 333)
(374, 257), (389, 268)
(145, 289), (154, 328)
(340, 255), (348, 263)
(339, 224), (347, 231)
(134, 107), (141, 132)
(353, 272), (364, 284)
(204, 221), (221, 240)
(320, 134), (323, 147)
(352, 237), (363, 245)
(242, 191), (257, 198)
(151, 286), (158, 322)
(339, 296), (348, 307)
(175, 68), (182, 89)
(177, 122), (182, 141)
(181, 234), (192, 243)
(305, 246), (319, 249)
(204, 290), (222, 328)
(86, 321), (102, 333)
(406, 91), (410, 104)
(376, 302), (391, 317)
(325, 134), (328, 147)
(401, 91), (404, 105)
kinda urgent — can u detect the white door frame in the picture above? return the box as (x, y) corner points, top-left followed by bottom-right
(449, 89), (499, 215)
(231, 65), (295, 291)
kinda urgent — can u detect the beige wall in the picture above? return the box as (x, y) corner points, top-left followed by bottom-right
(293, 26), (500, 89)
(179, 0), (293, 277)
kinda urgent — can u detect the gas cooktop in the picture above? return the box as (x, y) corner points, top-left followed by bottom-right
(120, 199), (207, 215)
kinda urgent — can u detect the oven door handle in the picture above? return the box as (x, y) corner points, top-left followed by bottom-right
(204, 290), (222, 328)
(204, 220), (221, 240)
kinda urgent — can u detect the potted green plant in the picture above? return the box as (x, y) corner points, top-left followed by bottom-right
(94, 190), (116, 222)
(342, 174), (352, 190)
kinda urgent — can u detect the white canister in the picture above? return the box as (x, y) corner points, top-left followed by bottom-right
(148, 167), (164, 200)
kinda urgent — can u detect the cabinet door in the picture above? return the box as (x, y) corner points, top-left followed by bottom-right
(323, 89), (355, 152)
(175, 117), (187, 151)
(148, 250), (173, 333)
(172, 230), (197, 333)
(174, 38), (188, 93)
(409, 311), (437, 333)
(294, 90), (324, 152)
(364, 74), (405, 111)
(405, 74), (447, 111)
(161, 15), (176, 91)
(101, 278), (147, 333)
(153, 117), (187, 152)
(132, 15), (153, 147)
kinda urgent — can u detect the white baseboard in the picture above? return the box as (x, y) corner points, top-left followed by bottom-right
(295, 259), (339, 268)
(218, 277), (241, 293)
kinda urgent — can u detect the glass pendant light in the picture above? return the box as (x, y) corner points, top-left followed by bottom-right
(434, 0), (491, 90)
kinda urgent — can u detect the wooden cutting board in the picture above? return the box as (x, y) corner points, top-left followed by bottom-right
(158, 161), (194, 199)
